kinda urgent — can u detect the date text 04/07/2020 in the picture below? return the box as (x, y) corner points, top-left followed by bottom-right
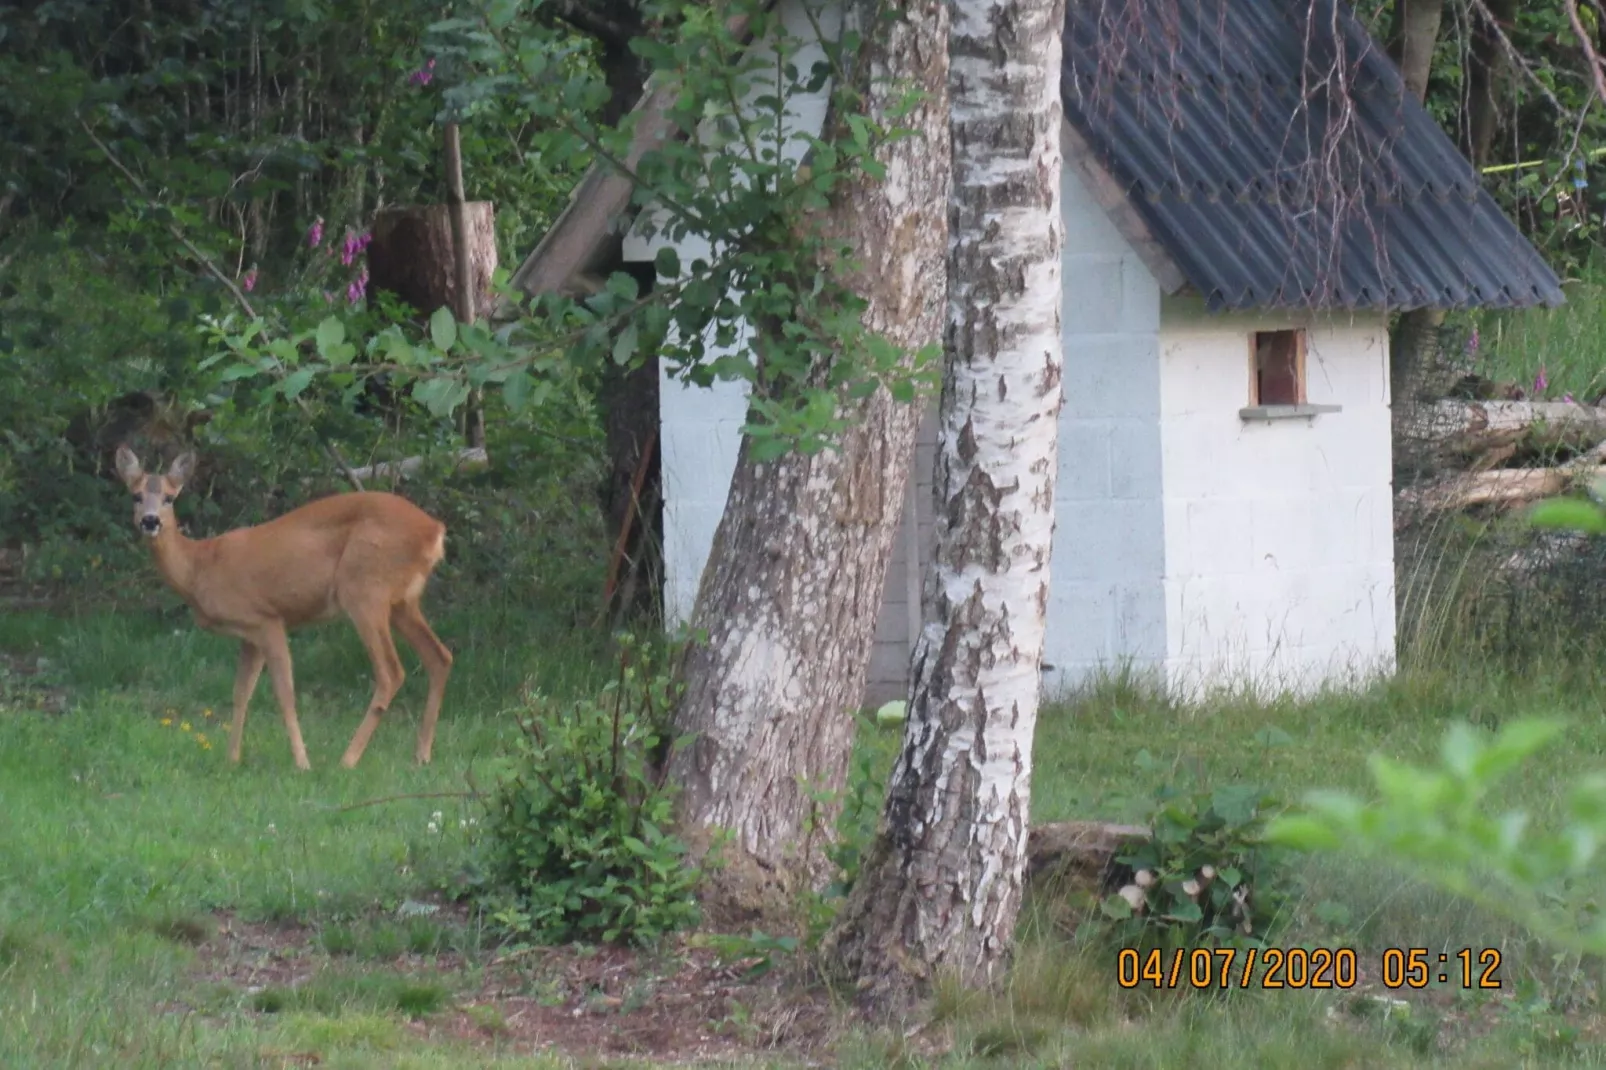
(1115, 947), (1504, 991)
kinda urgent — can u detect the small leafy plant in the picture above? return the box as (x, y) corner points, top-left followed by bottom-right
(1100, 759), (1290, 949)
(482, 634), (701, 946)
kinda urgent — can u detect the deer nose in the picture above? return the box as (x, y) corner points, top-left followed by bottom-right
(140, 514), (161, 533)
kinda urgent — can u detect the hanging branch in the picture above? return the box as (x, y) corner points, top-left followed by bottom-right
(78, 117), (367, 492)
(1564, 0), (1606, 105)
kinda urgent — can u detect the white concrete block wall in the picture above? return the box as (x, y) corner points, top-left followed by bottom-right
(1156, 302), (1397, 698)
(634, 0), (839, 626)
(1042, 127), (1168, 693)
(637, 0), (1401, 703)
(658, 366), (750, 624)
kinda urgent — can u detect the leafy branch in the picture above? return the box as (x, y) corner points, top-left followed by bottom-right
(78, 116), (369, 491)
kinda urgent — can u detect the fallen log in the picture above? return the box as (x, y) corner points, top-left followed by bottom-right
(1397, 464), (1606, 518)
(1422, 400), (1606, 439)
(1447, 422), (1606, 472)
(1026, 820), (1149, 885)
(348, 446), (489, 483)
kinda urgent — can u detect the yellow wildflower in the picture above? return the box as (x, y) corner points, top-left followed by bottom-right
(194, 733), (208, 745)
(180, 721), (192, 732)
(159, 717), (173, 727)
(199, 740), (212, 750)
(203, 708), (214, 718)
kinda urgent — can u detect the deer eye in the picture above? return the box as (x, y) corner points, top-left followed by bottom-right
(131, 494), (142, 503)
(163, 495), (175, 505)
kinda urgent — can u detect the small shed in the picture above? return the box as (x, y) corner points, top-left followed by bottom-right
(520, 0), (1565, 702)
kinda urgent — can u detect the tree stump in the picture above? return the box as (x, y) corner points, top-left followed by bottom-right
(367, 203), (498, 324)
(365, 202), (498, 439)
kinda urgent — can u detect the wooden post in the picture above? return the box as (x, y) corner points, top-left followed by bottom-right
(443, 122), (485, 451)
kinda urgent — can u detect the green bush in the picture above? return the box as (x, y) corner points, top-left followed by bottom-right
(1099, 756), (1292, 950)
(482, 634), (700, 946)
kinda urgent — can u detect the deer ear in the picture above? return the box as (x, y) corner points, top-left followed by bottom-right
(115, 445), (144, 489)
(167, 451), (197, 489)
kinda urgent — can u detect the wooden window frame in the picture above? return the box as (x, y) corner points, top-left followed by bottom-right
(1248, 328), (1307, 407)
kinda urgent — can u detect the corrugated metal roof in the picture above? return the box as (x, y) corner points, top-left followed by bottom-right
(1062, 0), (1566, 311)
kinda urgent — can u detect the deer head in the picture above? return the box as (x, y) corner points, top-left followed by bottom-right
(115, 446), (196, 538)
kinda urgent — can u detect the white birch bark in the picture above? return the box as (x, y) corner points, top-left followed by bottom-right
(824, 0), (1065, 1006)
(666, 0), (952, 926)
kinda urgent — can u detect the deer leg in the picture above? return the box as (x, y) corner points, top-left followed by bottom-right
(228, 640), (266, 764)
(339, 600), (405, 769)
(257, 625), (310, 771)
(392, 599), (453, 765)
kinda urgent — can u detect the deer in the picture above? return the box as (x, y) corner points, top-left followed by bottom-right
(114, 446), (453, 771)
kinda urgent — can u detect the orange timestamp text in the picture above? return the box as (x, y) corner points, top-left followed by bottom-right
(1116, 946), (1505, 991)
(1117, 946), (1356, 990)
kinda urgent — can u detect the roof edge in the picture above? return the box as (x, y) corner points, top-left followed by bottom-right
(1060, 118), (1189, 296)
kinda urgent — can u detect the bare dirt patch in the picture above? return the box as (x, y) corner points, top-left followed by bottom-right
(191, 905), (844, 1065)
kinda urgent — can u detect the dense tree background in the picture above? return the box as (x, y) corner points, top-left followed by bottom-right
(3, 0), (1604, 588)
(0, 0), (606, 616)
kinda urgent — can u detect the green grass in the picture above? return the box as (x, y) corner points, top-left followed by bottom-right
(8, 588), (1606, 1066)
(1467, 266), (1606, 399)
(0, 591), (613, 1068)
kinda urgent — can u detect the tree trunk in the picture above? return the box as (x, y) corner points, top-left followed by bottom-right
(599, 265), (662, 625)
(666, 0), (952, 928)
(1466, 0), (1516, 168)
(542, 1), (660, 624)
(1386, 0), (1445, 442)
(594, 34), (661, 625)
(1386, 0), (1442, 103)
(822, 0), (1064, 1011)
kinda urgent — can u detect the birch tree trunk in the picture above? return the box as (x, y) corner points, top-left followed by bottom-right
(823, 0), (1065, 1009)
(667, 0), (952, 926)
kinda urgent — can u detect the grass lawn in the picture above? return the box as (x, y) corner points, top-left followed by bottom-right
(5, 589), (1606, 1066)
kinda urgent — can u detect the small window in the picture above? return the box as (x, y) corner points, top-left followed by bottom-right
(1251, 329), (1306, 406)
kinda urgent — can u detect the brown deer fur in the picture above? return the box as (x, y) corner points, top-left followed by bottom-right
(115, 447), (452, 770)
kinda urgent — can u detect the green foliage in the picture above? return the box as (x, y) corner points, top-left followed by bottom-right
(0, 0), (586, 267)
(1266, 718), (1606, 956)
(1531, 489), (1606, 534)
(426, 0), (944, 455)
(1348, 0), (1606, 273)
(481, 634), (701, 946)
(825, 744), (894, 902)
(197, 268), (590, 430)
(0, 0), (604, 596)
(0, 240), (217, 545)
(1098, 753), (1292, 950)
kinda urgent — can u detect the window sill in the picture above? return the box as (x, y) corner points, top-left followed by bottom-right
(1239, 403), (1343, 422)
